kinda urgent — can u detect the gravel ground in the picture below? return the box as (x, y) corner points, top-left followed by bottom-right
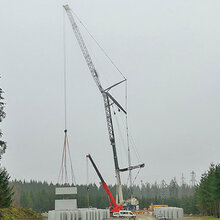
(136, 214), (157, 220)
(107, 214), (202, 220)
(106, 213), (157, 220)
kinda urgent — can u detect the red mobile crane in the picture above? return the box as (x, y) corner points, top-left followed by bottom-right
(86, 154), (122, 215)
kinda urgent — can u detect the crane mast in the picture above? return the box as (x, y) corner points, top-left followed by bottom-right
(64, 4), (125, 204)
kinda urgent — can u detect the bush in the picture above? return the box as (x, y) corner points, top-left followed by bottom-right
(0, 207), (42, 220)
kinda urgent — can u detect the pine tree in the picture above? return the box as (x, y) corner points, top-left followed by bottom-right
(0, 167), (13, 208)
(0, 85), (13, 208)
(0, 87), (6, 159)
(196, 163), (220, 217)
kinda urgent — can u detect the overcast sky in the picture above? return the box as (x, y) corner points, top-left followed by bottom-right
(0, 0), (219, 187)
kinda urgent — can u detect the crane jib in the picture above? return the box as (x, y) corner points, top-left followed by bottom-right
(119, 163), (145, 172)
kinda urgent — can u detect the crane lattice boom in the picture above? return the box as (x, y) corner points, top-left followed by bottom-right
(64, 4), (125, 204)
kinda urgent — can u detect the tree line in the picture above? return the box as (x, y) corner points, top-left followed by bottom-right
(10, 163), (220, 217)
(11, 179), (197, 214)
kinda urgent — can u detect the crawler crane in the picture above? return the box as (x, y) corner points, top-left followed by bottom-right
(64, 4), (144, 206)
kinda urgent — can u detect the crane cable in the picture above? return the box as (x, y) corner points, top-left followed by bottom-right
(58, 132), (67, 184)
(70, 8), (126, 81)
(118, 109), (141, 163)
(132, 168), (141, 186)
(112, 105), (128, 155)
(121, 82), (143, 186)
(58, 9), (76, 185)
(111, 81), (142, 186)
(125, 80), (133, 189)
(86, 156), (90, 208)
(125, 81), (134, 196)
(66, 135), (76, 184)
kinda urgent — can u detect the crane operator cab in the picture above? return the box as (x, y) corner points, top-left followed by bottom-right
(112, 210), (136, 219)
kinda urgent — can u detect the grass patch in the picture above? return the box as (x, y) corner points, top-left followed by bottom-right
(0, 207), (42, 220)
(202, 217), (220, 220)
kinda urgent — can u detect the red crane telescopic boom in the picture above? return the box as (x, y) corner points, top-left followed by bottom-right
(86, 154), (122, 214)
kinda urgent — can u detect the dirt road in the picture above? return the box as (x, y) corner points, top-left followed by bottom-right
(136, 214), (157, 220)
(107, 214), (157, 220)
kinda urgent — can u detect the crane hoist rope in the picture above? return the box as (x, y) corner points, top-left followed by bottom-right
(57, 9), (76, 186)
(86, 156), (90, 208)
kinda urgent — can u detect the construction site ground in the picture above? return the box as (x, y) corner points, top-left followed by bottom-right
(107, 214), (202, 220)
(106, 214), (155, 220)
(38, 213), (205, 220)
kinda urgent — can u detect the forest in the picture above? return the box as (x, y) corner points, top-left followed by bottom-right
(9, 163), (220, 218)
(11, 178), (197, 214)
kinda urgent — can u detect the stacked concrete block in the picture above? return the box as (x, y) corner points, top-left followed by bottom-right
(48, 187), (110, 220)
(154, 207), (184, 219)
(48, 209), (110, 220)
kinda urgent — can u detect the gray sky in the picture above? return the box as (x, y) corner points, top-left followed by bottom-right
(0, 0), (220, 186)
